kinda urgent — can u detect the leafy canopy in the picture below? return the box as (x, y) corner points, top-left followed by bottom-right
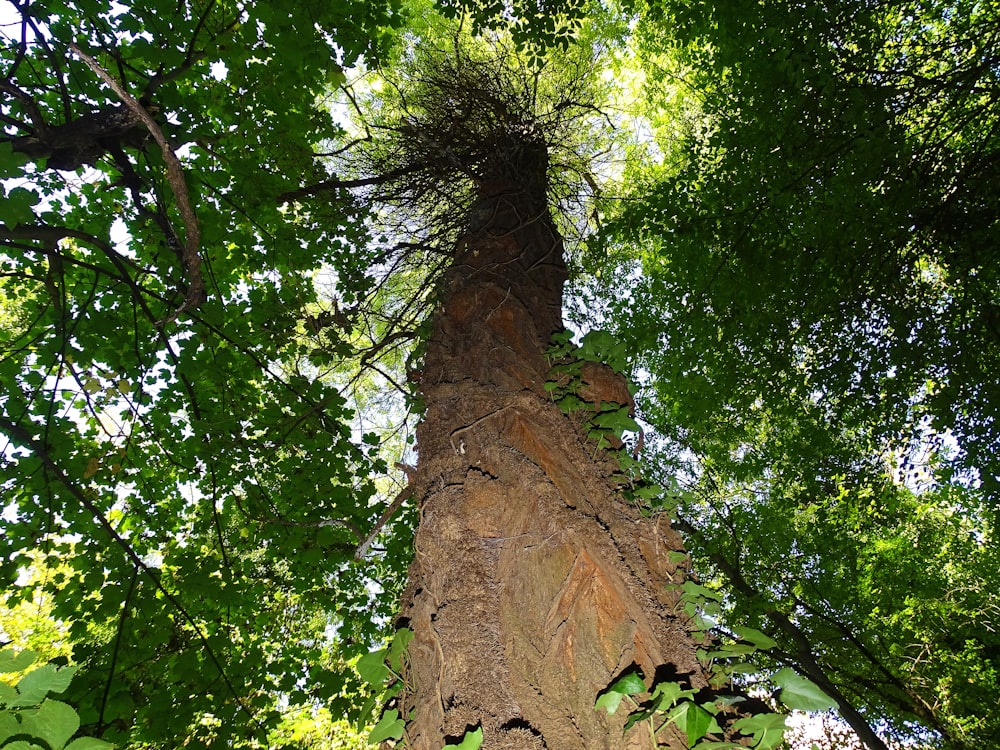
(1, 0), (413, 746)
(595, 1), (1000, 747)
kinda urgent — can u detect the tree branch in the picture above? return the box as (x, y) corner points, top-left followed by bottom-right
(277, 163), (426, 203)
(355, 481), (412, 561)
(69, 42), (206, 321)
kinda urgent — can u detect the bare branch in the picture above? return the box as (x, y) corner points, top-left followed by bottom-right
(277, 162), (426, 203)
(355, 465), (414, 560)
(0, 78), (47, 134)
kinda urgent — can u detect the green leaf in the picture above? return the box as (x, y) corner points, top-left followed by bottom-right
(355, 694), (378, 732)
(664, 700), (716, 745)
(680, 580), (722, 603)
(732, 713), (788, 749)
(595, 690), (625, 715)
(21, 699), (80, 750)
(0, 141), (31, 178)
(722, 662), (760, 675)
(387, 627), (413, 673)
(369, 709), (405, 743)
(1, 187), (40, 226)
(445, 725), (483, 749)
(732, 626), (778, 651)
(650, 680), (693, 710)
(64, 735), (116, 750)
(14, 665), (78, 706)
(708, 643), (758, 659)
(579, 329), (630, 371)
(773, 669), (837, 712)
(595, 671), (646, 714)
(356, 649), (389, 686)
(0, 710), (23, 742)
(0, 649), (39, 674)
(0, 684), (18, 707)
(592, 407), (641, 433)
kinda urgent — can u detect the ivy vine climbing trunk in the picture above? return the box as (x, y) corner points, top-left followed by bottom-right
(393, 137), (713, 750)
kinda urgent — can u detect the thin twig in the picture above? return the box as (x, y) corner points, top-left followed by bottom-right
(277, 162), (425, 203)
(449, 406), (517, 454)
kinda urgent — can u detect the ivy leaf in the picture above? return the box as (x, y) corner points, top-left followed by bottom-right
(663, 700), (716, 745)
(595, 671), (646, 714)
(732, 712), (788, 749)
(387, 627), (413, 673)
(707, 643), (758, 660)
(680, 580), (722, 602)
(579, 329), (630, 371)
(650, 680), (693, 711)
(356, 649), (389, 686)
(732, 626), (777, 651)
(592, 407), (641, 434)
(368, 709), (405, 743)
(773, 668), (837, 712)
(445, 725), (483, 749)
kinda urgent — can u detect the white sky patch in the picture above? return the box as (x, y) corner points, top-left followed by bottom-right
(210, 60), (229, 81)
(0, 2), (25, 34)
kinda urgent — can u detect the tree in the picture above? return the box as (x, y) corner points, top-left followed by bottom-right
(320, 39), (734, 748)
(1, 1), (771, 747)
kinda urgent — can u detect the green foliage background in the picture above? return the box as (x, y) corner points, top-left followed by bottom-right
(1, 0), (997, 748)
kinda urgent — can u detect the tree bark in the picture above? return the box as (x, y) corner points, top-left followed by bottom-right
(395, 144), (710, 749)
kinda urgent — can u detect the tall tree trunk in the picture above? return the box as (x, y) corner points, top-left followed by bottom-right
(396, 142), (709, 749)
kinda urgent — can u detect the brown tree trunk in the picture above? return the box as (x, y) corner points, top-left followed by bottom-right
(395, 145), (710, 749)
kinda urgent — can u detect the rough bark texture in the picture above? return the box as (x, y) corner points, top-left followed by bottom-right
(395, 145), (711, 749)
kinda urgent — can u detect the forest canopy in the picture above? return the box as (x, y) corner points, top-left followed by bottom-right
(1, 0), (997, 749)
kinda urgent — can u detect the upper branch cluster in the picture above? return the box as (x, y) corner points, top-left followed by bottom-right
(319, 35), (609, 256)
